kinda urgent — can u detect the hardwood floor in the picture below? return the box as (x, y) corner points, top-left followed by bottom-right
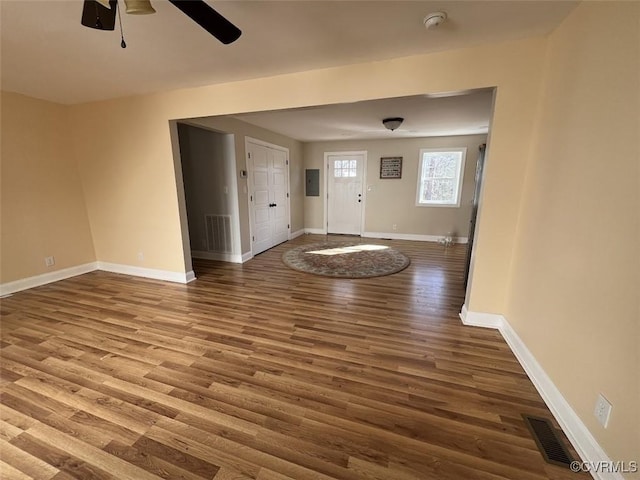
(0, 235), (586, 480)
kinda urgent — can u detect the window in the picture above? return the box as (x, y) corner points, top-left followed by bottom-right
(334, 159), (357, 178)
(416, 148), (466, 207)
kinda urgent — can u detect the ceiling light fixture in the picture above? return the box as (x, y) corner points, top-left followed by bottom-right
(123, 0), (156, 15)
(383, 117), (404, 131)
(423, 11), (447, 30)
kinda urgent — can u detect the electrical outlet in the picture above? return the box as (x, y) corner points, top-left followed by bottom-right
(594, 393), (612, 427)
(137, 251), (144, 261)
(44, 256), (55, 267)
(392, 224), (397, 231)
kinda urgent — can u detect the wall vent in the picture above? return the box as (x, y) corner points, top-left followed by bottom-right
(205, 215), (232, 253)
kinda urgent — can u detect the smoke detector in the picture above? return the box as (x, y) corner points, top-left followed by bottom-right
(424, 11), (447, 30)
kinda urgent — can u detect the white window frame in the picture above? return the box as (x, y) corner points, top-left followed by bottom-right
(415, 147), (467, 207)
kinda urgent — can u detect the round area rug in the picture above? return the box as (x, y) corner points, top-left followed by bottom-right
(282, 242), (410, 278)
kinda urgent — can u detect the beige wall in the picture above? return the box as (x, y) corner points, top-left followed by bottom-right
(304, 134), (487, 237)
(66, 37), (546, 309)
(506, 2), (640, 468)
(187, 116), (304, 254)
(0, 92), (95, 283)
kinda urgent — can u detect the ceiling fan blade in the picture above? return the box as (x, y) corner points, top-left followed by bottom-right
(81, 0), (117, 30)
(168, 0), (241, 45)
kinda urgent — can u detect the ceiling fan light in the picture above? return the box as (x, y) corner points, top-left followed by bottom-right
(123, 0), (156, 15)
(382, 117), (404, 131)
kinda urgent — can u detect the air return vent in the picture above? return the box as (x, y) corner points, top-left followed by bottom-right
(205, 214), (232, 253)
(522, 414), (574, 468)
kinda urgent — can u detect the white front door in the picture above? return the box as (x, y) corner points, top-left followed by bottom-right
(247, 140), (290, 255)
(327, 153), (364, 235)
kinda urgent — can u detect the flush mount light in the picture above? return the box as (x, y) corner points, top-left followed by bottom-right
(123, 0), (156, 14)
(382, 117), (404, 131)
(424, 11), (447, 30)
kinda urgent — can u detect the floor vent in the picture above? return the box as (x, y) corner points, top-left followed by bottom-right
(522, 414), (574, 468)
(205, 214), (232, 253)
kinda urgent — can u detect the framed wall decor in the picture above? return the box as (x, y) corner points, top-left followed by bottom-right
(380, 156), (403, 179)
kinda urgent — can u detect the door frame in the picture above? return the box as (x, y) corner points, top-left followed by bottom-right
(323, 151), (367, 236)
(245, 136), (291, 256)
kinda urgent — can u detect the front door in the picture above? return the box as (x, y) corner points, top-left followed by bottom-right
(327, 152), (365, 235)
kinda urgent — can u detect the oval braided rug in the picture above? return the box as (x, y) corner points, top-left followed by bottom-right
(282, 242), (410, 278)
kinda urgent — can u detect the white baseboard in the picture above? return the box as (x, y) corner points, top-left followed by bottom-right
(363, 231), (468, 243)
(460, 305), (621, 480)
(304, 228), (327, 235)
(459, 304), (504, 329)
(96, 262), (193, 284)
(1, 261), (196, 296)
(241, 252), (253, 263)
(290, 229), (305, 240)
(192, 250), (245, 264)
(0, 262), (98, 297)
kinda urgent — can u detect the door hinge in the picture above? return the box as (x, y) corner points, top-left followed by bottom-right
(288, 224), (290, 229)
(286, 160), (289, 165)
(252, 236), (255, 241)
(248, 152), (251, 159)
(286, 193), (289, 198)
(250, 195), (253, 201)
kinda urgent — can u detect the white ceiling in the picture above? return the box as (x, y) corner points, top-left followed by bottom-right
(1, 1), (578, 105)
(229, 89), (495, 141)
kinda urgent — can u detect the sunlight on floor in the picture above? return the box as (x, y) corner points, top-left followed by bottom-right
(307, 244), (389, 256)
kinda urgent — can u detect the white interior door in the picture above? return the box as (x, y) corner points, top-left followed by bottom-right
(270, 148), (289, 246)
(327, 153), (364, 235)
(248, 140), (290, 255)
(248, 143), (272, 255)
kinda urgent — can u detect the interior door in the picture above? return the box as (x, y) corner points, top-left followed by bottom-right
(270, 148), (289, 246)
(327, 153), (364, 235)
(248, 140), (290, 255)
(464, 144), (486, 288)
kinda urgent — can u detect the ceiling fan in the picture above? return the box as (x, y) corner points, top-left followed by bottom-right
(81, 0), (241, 47)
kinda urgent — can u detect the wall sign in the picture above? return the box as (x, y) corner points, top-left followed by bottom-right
(380, 157), (403, 179)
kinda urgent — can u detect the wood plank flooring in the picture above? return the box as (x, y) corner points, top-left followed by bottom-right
(0, 235), (586, 480)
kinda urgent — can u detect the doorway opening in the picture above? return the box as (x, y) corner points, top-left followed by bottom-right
(172, 122), (243, 278)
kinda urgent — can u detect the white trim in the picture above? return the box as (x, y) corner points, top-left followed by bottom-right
(460, 305), (621, 480)
(241, 252), (253, 263)
(364, 231), (468, 244)
(96, 262), (193, 284)
(290, 229), (305, 240)
(458, 304), (503, 328)
(192, 250), (245, 264)
(0, 262), (98, 296)
(304, 228), (328, 235)
(0, 261), (197, 295)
